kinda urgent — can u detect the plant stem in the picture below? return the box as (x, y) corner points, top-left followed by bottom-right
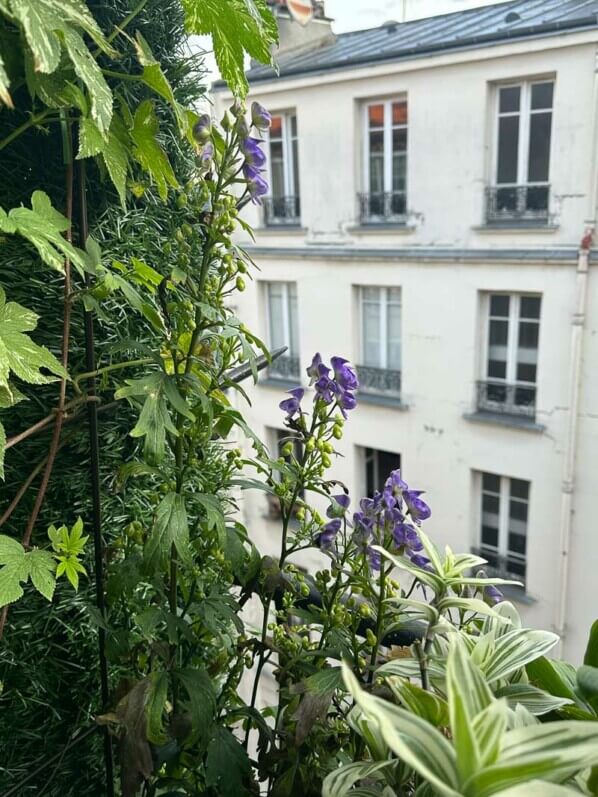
(73, 357), (153, 393)
(367, 564), (388, 684)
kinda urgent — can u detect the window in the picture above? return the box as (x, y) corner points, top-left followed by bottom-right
(265, 112), (300, 225)
(265, 282), (300, 380)
(478, 293), (541, 418)
(357, 287), (401, 396)
(360, 99), (408, 222)
(478, 472), (529, 584)
(488, 80), (554, 222)
(364, 448), (401, 497)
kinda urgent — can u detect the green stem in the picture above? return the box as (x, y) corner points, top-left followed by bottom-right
(73, 357), (153, 393)
(0, 110), (56, 152)
(367, 564), (388, 684)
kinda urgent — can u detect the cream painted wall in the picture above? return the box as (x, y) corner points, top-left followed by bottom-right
(214, 30), (598, 664)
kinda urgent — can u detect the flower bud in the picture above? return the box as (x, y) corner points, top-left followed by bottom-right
(281, 441), (294, 457)
(192, 113), (212, 142)
(358, 603), (371, 618)
(236, 275), (246, 292)
(251, 101), (272, 130)
(306, 438), (315, 453)
(221, 110), (233, 131)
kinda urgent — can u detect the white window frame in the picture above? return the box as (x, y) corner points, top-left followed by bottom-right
(266, 111), (298, 199)
(362, 98), (408, 197)
(481, 292), (540, 388)
(264, 281), (298, 356)
(492, 79), (554, 188)
(359, 286), (401, 371)
(478, 472), (529, 579)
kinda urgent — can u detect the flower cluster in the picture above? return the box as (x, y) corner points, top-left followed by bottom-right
(278, 353), (360, 421)
(241, 102), (271, 204)
(317, 469), (432, 572)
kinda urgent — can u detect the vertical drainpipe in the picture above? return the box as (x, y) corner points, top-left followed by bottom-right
(554, 48), (598, 658)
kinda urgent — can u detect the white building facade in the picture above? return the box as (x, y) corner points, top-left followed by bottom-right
(214, 0), (598, 664)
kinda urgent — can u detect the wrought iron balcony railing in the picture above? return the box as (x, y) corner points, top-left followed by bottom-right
(357, 365), (401, 398)
(476, 380), (536, 419)
(263, 195), (301, 226)
(471, 546), (526, 586)
(358, 192), (407, 224)
(268, 354), (301, 382)
(485, 183), (550, 224)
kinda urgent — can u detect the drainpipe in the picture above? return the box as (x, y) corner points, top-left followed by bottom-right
(554, 50), (598, 658)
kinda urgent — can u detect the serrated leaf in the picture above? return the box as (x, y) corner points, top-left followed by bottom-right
(0, 565), (25, 607)
(28, 549), (56, 601)
(0, 534), (25, 566)
(77, 116), (104, 159)
(145, 492), (190, 570)
(305, 667), (344, 696)
(101, 115), (130, 207)
(134, 31), (187, 134)
(146, 670), (169, 744)
(175, 668), (216, 742)
(205, 726), (251, 797)
(130, 100), (178, 200)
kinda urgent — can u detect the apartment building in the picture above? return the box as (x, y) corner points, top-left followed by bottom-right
(213, 0), (598, 664)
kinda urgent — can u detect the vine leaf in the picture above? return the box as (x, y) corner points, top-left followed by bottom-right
(183, 0), (278, 98)
(205, 726), (252, 797)
(175, 667), (217, 743)
(0, 191), (90, 273)
(146, 670), (169, 744)
(144, 492), (190, 570)
(0, 535), (57, 606)
(28, 549), (57, 601)
(131, 100), (178, 200)
(7, 0), (114, 134)
(100, 115), (130, 207)
(134, 31), (188, 136)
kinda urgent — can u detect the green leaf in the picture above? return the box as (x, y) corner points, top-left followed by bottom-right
(130, 100), (178, 200)
(77, 116), (104, 159)
(146, 670), (169, 744)
(0, 534), (24, 566)
(183, 0), (278, 98)
(0, 565), (25, 607)
(305, 667), (344, 697)
(585, 620), (598, 668)
(496, 782), (588, 796)
(145, 492), (190, 570)
(134, 31), (188, 135)
(577, 665), (598, 699)
(205, 726), (251, 797)
(0, 420), (5, 480)
(343, 663), (460, 797)
(446, 639), (487, 781)
(526, 656), (581, 705)
(322, 761), (396, 797)
(495, 684), (573, 716)
(101, 115), (130, 207)
(391, 679), (449, 727)
(28, 549), (56, 601)
(175, 668), (216, 742)
(478, 629), (559, 683)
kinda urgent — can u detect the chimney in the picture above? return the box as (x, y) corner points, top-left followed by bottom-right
(267, 1), (336, 55)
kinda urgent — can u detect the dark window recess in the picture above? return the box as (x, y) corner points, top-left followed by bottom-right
(365, 448), (401, 497)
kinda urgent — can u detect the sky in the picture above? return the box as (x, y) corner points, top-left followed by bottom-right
(195, 0), (508, 86)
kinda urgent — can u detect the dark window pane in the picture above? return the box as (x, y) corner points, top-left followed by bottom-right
(490, 294), (510, 317)
(368, 104), (384, 128)
(508, 559), (526, 577)
(481, 525), (499, 548)
(369, 130), (384, 154)
(509, 499), (528, 523)
(499, 86), (521, 113)
(392, 128), (407, 153)
(526, 184), (549, 211)
(510, 478), (529, 500)
(518, 321), (539, 349)
(516, 363), (537, 383)
(487, 382), (507, 402)
(515, 385), (536, 405)
(508, 534), (527, 555)
(392, 101), (408, 125)
(482, 548), (499, 568)
(369, 156), (384, 194)
(392, 154), (407, 192)
(528, 112), (552, 182)
(497, 116), (519, 183)
(496, 186), (518, 211)
(482, 472), (500, 493)
(483, 493), (500, 514)
(290, 114), (297, 136)
(270, 115), (282, 138)
(520, 296), (541, 319)
(378, 449), (401, 485)
(365, 450), (375, 497)
(292, 138), (300, 197)
(488, 360), (507, 379)
(489, 319), (508, 345)
(531, 82), (554, 110)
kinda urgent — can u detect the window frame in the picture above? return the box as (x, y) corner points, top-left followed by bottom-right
(362, 98), (408, 202)
(478, 471), (530, 582)
(359, 286), (402, 371)
(481, 291), (541, 388)
(492, 78), (554, 189)
(266, 111), (299, 200)
(364, 447), (401, 497)
(264, 281), (298, 357)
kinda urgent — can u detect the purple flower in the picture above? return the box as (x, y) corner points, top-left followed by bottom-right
(279, 387), (304, 420)
(241, 137), (267, 168)
(244, 166), (269, 204)
(199, 142), (214, 163)
(317, 519), (341, 551)
(404, 490), (431, 523)
(410, 553), (431, 570)
(384, 470), (408, 509)
(193, 113), (211, 142)
(338, 390), (357, 417)
(327, 494), (350, 518)
(367, 546), (381, 571)
(251, 101), (272, 130)
(484, 584), (504, 605)
(307, 353), (323, 383)
(331, 357), (359, 392)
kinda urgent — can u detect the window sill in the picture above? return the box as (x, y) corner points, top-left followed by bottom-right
(348, 223), (416, 234)
(473, 223), (559, 234)
(358, 392), (409, 410)
(257, 225), (306, 235)
(500, 584), (536, 605)
(463, 411), (545, 433)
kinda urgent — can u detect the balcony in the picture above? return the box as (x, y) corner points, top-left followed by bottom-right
(263, 195), (301, 227)
(357, 192), (407, 225)
(471, 547), (527, 589)
(485, 184), (550, 226)
(267, 354), (301, 383)
(357, 365), (401, 401)
(476, 380), (536, 419)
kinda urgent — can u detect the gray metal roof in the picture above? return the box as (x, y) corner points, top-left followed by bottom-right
(243, 0), (598, 84)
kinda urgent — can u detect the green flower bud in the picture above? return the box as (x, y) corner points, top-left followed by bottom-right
(236, 276), (246, 292)
(358, 603), (371, 618)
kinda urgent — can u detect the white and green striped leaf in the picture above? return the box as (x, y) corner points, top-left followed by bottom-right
(495, 684), (573, 716)
(322, 760), (395, 797)
(482, 629), (559, 683)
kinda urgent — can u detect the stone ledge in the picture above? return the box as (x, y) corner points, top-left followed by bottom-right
(463, 411), (545, 433)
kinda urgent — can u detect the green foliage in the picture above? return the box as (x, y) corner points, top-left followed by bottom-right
(49, 516), (88, 589)
(183, 0), (278, 97)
